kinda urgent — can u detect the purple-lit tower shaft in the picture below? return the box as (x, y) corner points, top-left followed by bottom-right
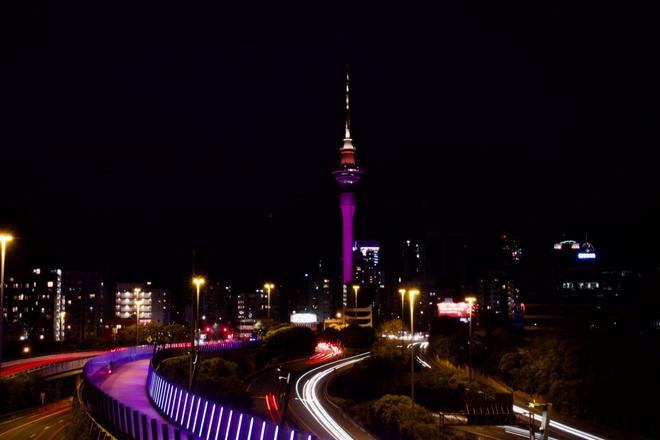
(332, 69), (364, 284)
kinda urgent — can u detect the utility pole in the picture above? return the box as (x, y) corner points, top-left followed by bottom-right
(278, 368), (292, 429)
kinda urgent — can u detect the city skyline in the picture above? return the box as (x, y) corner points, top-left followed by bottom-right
(1, 2), (650, 284)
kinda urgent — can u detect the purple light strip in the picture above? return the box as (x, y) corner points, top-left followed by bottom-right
(289, 431), (294, 440)
(192, 396), (202, 433)
(180, 392), (189, 424)
(273, 425), (279, 440)
(224, 410), (233, 440)
(214, 407), (224, 440)
(199, 400), (209, 436)
(175, 389), (183, 421)
(186, 396), (196, 430)
(247, 418), (254, 440)
(163, 385), (174, 414)
(206, 404), (216, 440)
(170, 387), (179, 417)
(235, 414), (243, 440)
(259, 421), (266, 440)
(157, 378), (165, 407)
(166, 384), (174, 415)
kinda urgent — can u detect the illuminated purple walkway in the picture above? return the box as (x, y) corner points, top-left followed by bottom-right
(92, 358), (179, 439)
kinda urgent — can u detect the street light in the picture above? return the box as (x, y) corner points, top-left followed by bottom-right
(399, 288), (406, 356)
(190, 276), (205, 390)
(59, 311), (66, 352)
(0, 233), (13, 373)
(264, 283), (275, 320)
(465, 296), (477, 384)
(135, 299), (143, 346)
(408, 288), (419, 403)
(352, 284), (360, 309)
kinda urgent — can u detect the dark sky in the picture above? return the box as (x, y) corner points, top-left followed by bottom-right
(0, 1), (653, 284)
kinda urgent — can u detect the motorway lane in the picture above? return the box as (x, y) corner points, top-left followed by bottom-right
(290, 353), (376, 440)
(246, 343), (343, 423)
(413, 342), (617, 440)
(0, 352), (103, 377)
(0, 398), (72, 440)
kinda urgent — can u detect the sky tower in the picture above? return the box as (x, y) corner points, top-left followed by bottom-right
(332, 68), (364, 285)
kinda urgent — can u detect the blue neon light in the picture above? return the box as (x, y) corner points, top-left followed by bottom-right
(192, 396), (202, 433)
(224, 410), (233, 440)
(180, 392), (189, 424)
(199, 401), (209, 436)
(214, 407), (224, 440)
(235, 414), (243, 440)
(577, 252), (596, 260)
(206, 404), (216, 440)
(247, 417), (254, 440)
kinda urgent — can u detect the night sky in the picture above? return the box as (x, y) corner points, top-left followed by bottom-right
(1, 2), (652, 285)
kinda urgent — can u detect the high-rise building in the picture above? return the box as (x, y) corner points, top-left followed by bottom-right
(398, 239), (425, 283)
(62, 271), (105, 340)
(2, 268), (63, 343)
(353, 240), (385, 287)
(297, 263), (334, 321)
(115, 282), (169, 324)
(331, 68), (364, 287)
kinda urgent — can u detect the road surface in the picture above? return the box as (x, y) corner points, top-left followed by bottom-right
(0, 398), (71, 440)
(90, 357), (180, 438)
(1, 352), (103, 378)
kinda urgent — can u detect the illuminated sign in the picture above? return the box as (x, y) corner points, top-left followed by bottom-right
(437, 302), (471, 318)
(290, 313), (318, 324)
(577, 252), (596, 260)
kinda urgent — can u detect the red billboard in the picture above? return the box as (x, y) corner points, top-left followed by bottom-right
(437, 301), (471, 318)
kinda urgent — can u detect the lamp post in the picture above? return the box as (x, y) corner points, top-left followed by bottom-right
(0, 234), (13, 373)
(135, 300), (142, 346)
(264, 283), (274, 320)
(133, 288), (142, 347)
(408, 288), (419, 403)
(399, 288), (406, 356)
(352, 284), (360, 324)
(465, 296), (477, 384)
(190, 277), (205, 390)
(59, 311), (66, 352)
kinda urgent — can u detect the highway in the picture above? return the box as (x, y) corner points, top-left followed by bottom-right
(413, 341), (631, 440)
(0, 398), (71, 440)
(0, 351), (103, 378)
(291, 353), (375, 440)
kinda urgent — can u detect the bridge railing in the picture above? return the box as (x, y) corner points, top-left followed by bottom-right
(81, 345), (193, 440)
(147, 342), (314, 440)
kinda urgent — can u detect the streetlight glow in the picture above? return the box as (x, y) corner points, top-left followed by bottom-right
(0, 233), (14, 374)
(465, 296), (477, 384)
(408, 288), (419, 403)
(399, 288), (406, 356)
(190, 276), (206, 390)
(264, 283), (275, 320)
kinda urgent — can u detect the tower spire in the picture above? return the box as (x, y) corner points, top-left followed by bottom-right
(345, 65), (351, 140)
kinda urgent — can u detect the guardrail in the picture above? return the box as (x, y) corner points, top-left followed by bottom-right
(147, 342), (314, 440)
(3, 355), (97, 379)
(81, 345), (192, 440)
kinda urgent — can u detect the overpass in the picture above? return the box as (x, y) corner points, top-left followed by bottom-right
(1, 351), (103, 379)
(77, 342), (315, 440)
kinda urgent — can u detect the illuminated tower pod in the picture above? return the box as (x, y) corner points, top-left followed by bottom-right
(331, 68), (364, 287)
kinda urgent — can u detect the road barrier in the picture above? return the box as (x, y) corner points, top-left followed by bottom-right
(148, 342), (315, 440)
(80, 345), (192, 440)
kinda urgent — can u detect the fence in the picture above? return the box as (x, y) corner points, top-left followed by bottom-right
(146, 365), (312, 440)
(80, 342), (314, 440)
(81, 345), (192, 440)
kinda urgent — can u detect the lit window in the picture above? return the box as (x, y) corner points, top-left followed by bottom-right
(47, 281), (54, 288)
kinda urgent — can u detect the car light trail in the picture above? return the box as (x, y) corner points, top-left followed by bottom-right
(512, 405), (606, 440)
(295, 352), (370, 440)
